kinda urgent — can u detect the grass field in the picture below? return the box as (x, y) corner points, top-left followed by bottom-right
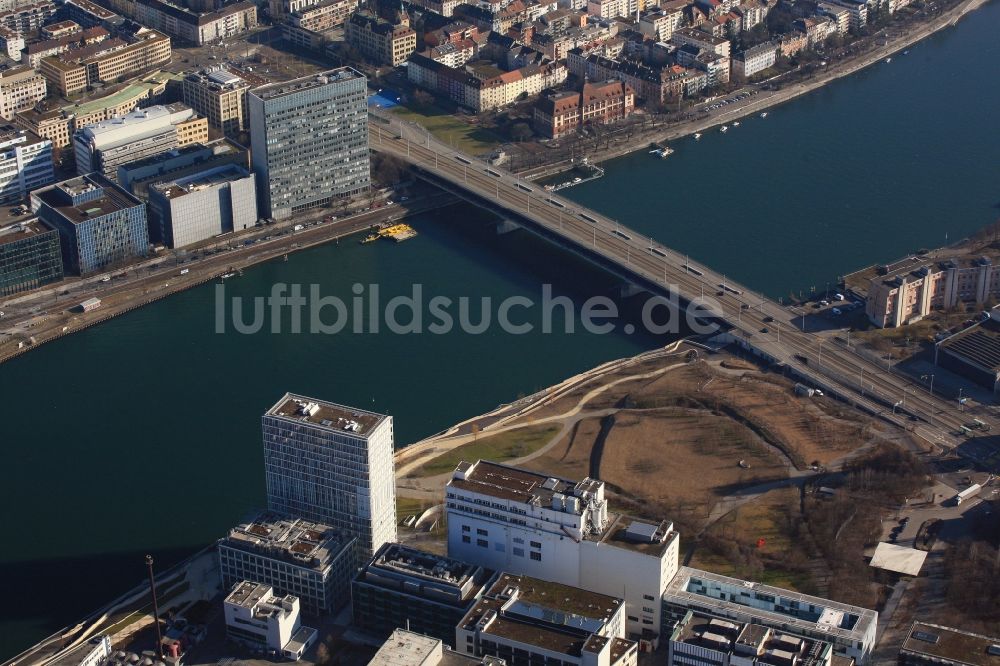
(392, 103), (503, 156)
(397, 496), (432, 520)
(411, 424), (561, 477)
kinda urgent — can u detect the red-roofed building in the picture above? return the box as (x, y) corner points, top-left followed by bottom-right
(533, 79), (633, 138)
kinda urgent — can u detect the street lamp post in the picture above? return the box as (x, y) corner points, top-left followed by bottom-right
(145, 555), (164, 659)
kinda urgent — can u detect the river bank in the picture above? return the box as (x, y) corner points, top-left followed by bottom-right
(0, 189), (456, 365)
(518, 0), (993, 178)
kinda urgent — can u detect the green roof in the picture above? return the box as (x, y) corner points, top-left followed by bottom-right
(61, 72), (182, 116)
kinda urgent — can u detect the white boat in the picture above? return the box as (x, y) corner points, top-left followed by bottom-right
(903, 50), (910, 55)
(760, 112), (768, 118)
(694, 132), (702, 139)
(720, 125), (728, 133)
(221, 272), (235, 279)
(885, 57), (892, 63)
(733, 121), (740, 127)
(573, 177), (582, 183)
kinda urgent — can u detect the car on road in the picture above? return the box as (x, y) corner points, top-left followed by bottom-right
(761, 327), (769, 333)
(832, 307), (842, 315)
(763, 315), (774, 322)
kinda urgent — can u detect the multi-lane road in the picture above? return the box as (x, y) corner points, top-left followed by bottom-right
(370, 113), (990, 451)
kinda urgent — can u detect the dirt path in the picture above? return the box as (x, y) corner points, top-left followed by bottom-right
(393, 340), (687, 475)
(395, 346), (692, 498)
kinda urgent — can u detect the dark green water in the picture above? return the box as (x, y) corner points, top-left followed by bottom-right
(3, 1), (1000, 656)
(0, 207), (662, 657)
(564, 0), (1000, 300)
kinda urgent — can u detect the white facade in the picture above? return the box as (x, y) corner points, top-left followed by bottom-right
(148, 164), (257, 248)
(0, 127), (54, 203)
(445, 461), (679, 642)
(733, 42), (777, 79)
(224, 581), (305, 653)
(370, 630), (444, 666)
(0, 67), (46, 120)
(262, 393), (396, 559)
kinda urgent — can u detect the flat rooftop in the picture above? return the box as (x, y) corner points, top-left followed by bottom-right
(267, 393), (388, 436)
(673, 612), (831, 666)
(151, 164), (250, 199)
(938, 318), (1000, 374)
(222, 510), (353, 570)
(459, 572), (626, 657)
(364, 542), (488, 594)
(902, 623), (1000, 666)
(664, 567), (877, 644)
(585, 512), (678, 557)
(226, 580), (271, 609)
(0, 218), (54, 247)
(449, 460), (593, 508)
(450, 461), (676, 557)
(34, 175), (140, 225)
(370, 630), (441, 666)
(250, 67), (363, 102)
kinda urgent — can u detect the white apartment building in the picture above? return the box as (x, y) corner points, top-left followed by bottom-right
(639, 7), (683, 41)
(224, 581), (318, 659)
(0, 125), (54, 203)
(262, 393), (396, 559)
(456, 572), (639, 666)
(0, 66), (46, 120)
(446, 460), (680, 645)
(0, 27), (24, 60)
(732, 41), (777, 80)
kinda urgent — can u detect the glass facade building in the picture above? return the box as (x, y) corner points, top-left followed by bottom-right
(248, 68), (370, 220)
(32, 173), (149, 276)
(262, 393), (396, 560)
(0, 218), (63, 296)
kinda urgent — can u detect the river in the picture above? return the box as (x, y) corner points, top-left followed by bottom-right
(2, 1), (999, 657)
(564, 0), (1000, 300)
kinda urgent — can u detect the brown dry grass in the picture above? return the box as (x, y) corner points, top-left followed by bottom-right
(628, 364), (872, 467)
(598, 410), (787, 506)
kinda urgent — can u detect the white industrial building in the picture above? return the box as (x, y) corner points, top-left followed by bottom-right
(662, 567), (878, 663)
(263, 393), (396, 560)
(445, 460), (680, 645)
(223, 581), (318, 659)
(456, 572), (639, 666)
(147, 163), (257, 247)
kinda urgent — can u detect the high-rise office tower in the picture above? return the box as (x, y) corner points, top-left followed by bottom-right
(247, 68), (370, 220)
(262, 393), (396, 559)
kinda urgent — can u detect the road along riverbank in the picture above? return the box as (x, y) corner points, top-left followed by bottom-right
(518, 0), (993, 178)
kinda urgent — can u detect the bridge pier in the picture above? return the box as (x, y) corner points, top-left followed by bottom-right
(496, 219), (520, 235)
(618, 283), (646, 298)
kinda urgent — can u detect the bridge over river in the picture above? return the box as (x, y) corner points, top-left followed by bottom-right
(370, 111), (989, 451)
